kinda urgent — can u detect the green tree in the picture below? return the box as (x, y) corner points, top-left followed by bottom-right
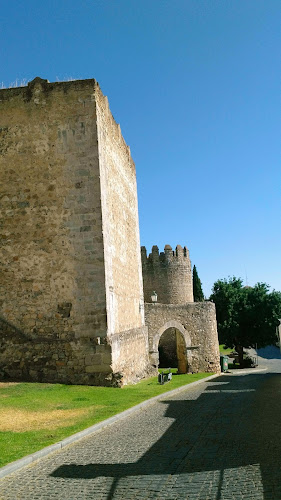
(192, 265), (204, 302)
(210, 277), (281, 366)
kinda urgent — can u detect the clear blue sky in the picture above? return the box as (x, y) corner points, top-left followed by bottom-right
(1, 0), (280, 296)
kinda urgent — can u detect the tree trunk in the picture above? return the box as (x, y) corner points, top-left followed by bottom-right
(235, 344), (244, 367)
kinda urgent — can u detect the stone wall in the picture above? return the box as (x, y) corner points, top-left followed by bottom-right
(0, 317), (116, 385)
(141, 245), (193, 304)
(95, 86), (145, 336)
(144, 302), (220, 374)
(110, 326), (155, 385)
(0, 77), (107, 345)
(94, 85), (149, 381)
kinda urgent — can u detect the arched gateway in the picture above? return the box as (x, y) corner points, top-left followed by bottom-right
(144, 302), (220, 375)
(153, 320), (192, 374)
(142, 245), (221, 375)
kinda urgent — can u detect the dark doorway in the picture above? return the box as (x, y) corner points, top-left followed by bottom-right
(158, 327), (188, 373)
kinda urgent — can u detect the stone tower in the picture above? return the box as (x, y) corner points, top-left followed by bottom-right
(0, 77), (150, 386)
(141, 244), (193, 304)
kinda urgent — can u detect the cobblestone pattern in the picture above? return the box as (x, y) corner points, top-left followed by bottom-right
(1, 371), (281, 499)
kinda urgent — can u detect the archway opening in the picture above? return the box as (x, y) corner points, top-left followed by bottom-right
(158, 327), (188, 374)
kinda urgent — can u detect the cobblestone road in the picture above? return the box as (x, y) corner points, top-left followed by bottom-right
(1, 364), (281, 499)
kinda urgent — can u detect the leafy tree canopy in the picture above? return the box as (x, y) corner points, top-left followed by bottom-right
(192, 265), (204, 302)
(209, 277), (281, 365)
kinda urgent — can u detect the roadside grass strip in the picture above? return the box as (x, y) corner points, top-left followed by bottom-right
(0, 372), (212, 467)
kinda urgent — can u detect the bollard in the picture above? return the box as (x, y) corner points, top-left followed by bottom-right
(158, 369), (172, 385)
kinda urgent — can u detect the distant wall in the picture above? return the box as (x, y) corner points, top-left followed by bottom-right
(141, 245), (193, 304)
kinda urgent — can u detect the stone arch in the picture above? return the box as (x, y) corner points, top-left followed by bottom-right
(151, 320), (192, 374)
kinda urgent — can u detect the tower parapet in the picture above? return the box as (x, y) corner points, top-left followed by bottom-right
(141, 244), (193, 304)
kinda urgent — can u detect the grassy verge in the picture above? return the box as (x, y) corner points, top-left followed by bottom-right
(0, 372), (213, 468)
(158, 368), (178, 373)
(219, 344), (234, 355)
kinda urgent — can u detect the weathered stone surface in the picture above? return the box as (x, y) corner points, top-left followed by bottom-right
(141, 244), (219, 374)
(110, 326), (156, 385)
(0, 78), (106, 347)
(145, 302), (221, 374)
(95, 88), (145, 336)
(0, 78), (149, 386)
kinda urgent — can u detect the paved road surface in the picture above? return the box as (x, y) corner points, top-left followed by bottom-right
(0, 355), (281, 499)
(245, 345), (281, 373)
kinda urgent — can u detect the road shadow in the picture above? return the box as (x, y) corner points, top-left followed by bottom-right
(257, 345), (281, 360)
(51, 373), (281, 499)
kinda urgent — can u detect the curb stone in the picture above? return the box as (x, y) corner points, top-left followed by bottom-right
(0, 373), (221, 480)
(225, 367), (268, 375)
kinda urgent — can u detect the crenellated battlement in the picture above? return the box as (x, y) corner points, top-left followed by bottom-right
(141, 244), (190, 266)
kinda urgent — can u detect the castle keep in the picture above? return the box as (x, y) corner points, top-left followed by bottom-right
(0, 77), (220, 385)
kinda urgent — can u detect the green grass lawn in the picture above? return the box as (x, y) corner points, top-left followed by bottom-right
(158, 368), (178, 373)
(219, 344), (234, 355)
(0, 372), (213, 468)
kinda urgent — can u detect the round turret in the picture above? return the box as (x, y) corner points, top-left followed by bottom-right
(141, 244), (193, 304)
